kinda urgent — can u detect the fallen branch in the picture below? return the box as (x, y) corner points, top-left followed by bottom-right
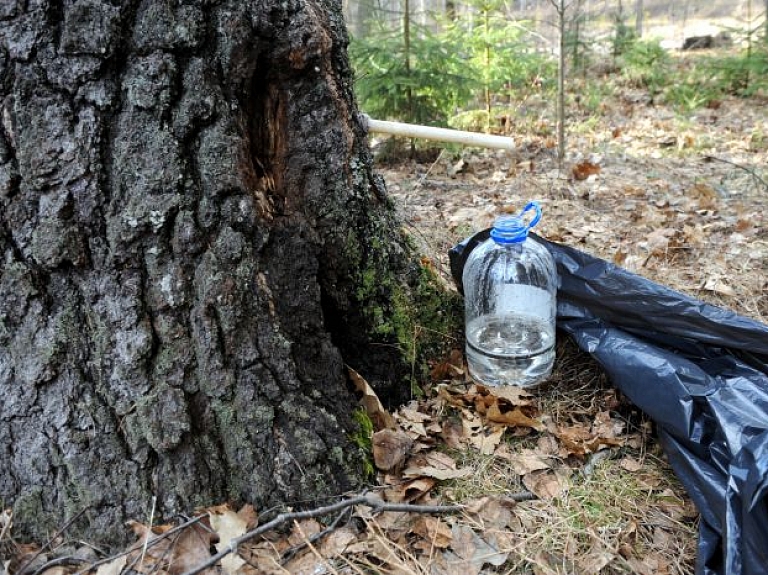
(508, 490), (537, 502)
(582, 449), (614, 477)
(75, 515), (208, 575)
(30, 556), (86, 575)
(279, 506), (353, 565)
(17, 508), (89, 575)
(703, 155), (768, 193)
(180, 496), (464, 575)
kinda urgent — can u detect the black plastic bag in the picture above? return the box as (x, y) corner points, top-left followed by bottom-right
(450, 232), (768, 575)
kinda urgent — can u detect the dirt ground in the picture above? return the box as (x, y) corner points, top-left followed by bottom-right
(381, 93), (768, 324)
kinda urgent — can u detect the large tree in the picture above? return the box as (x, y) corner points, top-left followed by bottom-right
(0, 0), (428, 546)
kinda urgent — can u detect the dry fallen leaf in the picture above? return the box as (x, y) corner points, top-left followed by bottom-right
(410, 516), (453, 549)
(508, 450), (552, 476)
(388, 477), (437, 503)
(478, 384), (533, 406)
(95, 556), (128, 575)
(372, 428), (413, 471)
(396, 406), (431, 437)
(620, 456), (644, 472)
(464, 496), (517, 530)
(127, 519), (220, 575)
(451, 525), (509, 568)
(572, 160), (601, 181)
(318, 526), (358, 557)
(703, 276), (736, 296)
(486, 402), (544, 430)
(522, 470), (567, 499)
(645, 227), (677, 256)
(592, 410), (625, 439)
(287, 519), (323, 546)
(557, 422), (623, 456)
(348, 366), (396, 430)
(402, 451), (472, 480)
(209, 505), (249, 574)
(468, 424), (505, 454)
(431, 349), (465, 381)
(577, 549), (616, 573)
(689, 182), (718, 209)
(440, 417), (464, 449)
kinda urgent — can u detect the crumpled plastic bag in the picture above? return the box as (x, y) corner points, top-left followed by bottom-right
(450, 231), (768, 575)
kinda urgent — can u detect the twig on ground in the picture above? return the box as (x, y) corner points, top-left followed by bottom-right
(0, 510), (12, 544)
(418, 149), (445, 185)
(703, 155), (768, 192)
(180, 496), (464, 575)
(280, 506), (353, 565)
(17, 508), (89, 575)
(582, 449), (614, 477)
(293, 521), (341, 575)
(137, 496), (157, 575)
(75, 515), (208, 575)
(30, 556), (87, 575)
(508, 491), (537, 502)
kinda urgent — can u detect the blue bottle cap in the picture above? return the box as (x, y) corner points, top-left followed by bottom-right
(490, 201), (542, 244)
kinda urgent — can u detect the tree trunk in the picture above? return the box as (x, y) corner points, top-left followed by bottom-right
(0, 0), (421, 547)
(634, 0), (643, 38)
(555, 0), (566, 166)
(765, 0), (768, 43)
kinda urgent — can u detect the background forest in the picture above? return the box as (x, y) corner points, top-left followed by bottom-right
(344, 0), (768, 156)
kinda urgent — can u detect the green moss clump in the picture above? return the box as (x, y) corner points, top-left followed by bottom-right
(341, 202), (462, 399)
(360, 256), (462, 395)
(349, 408), (375, 478)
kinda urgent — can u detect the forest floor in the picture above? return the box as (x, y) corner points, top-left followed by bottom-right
(3, 56), (768, 575)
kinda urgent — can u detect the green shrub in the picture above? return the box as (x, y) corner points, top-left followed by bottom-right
(713, 48), (768, 96)
(611, 15), (638, 57)
(619, 39), (669, 92)
(350, 10), (554, 127)
(350, 23), (475, 125)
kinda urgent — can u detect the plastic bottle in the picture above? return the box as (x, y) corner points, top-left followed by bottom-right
(462, 202), (557, 388)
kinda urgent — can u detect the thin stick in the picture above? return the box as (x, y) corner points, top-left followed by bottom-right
(293, 521), (341, 575)
(703, 155), (768, 192)
(363, 115), (516, 151)
(280, 507), (352, 565)
(582, 449), (613, 477)
(508, 490), (537, 502)
(180, 496), (463, 575)
(137, 496), (157, 575)
(17, 508), (88, 575)
(75, 515), (208, 575)
(0, 510), (11, 544)
(418, 149), (445, 185)
(30, 556), (86, 575)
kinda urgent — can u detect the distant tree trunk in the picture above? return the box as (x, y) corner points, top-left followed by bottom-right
(354, 0), (375, 37)
(634, 0), (643, 37)
(0, 0), (420, 547)
(553, 0), (567, 166)
(483, 6), (492, 132)
(765, 0), (768, 42)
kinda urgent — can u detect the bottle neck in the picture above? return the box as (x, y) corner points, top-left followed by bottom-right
(494, 240), (524, 253)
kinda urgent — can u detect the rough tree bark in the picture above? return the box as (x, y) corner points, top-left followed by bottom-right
(0, 0), (424, 546)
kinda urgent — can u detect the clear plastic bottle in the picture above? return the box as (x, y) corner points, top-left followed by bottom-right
(462, 202), (557, 388)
